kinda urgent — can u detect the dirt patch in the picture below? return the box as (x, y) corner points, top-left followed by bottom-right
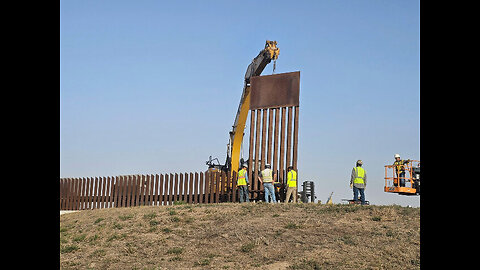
(60, 203), (420, 269)
(60, 210), (79, 215)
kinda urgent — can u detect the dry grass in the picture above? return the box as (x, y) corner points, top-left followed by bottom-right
(60, 202), (420, 269)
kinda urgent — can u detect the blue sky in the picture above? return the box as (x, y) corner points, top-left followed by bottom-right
(60, 0), (420, 206)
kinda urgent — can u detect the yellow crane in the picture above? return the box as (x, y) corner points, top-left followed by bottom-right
(206, 40), (279, 174)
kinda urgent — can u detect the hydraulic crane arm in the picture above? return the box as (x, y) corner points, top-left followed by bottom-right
(226, 40), (279, 174)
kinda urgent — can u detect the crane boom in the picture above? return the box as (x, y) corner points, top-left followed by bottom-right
(225, 40), (279, 174)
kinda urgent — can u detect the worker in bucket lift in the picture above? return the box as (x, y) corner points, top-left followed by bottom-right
(350, 160), (367, 205)
(258, 164), (277, 203)
(237, 164), (250, 203)
(393, 154), (411, 187)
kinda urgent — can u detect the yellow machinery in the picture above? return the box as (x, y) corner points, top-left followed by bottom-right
(206, 40), (279, 174)
(326, 192), (333, 205)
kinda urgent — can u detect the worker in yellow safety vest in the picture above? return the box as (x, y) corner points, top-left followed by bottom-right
(285, 166), (297, 203)
(393, 154), (411, 187)
(350, 160), (367, 205)
(237, 164), (250, 203)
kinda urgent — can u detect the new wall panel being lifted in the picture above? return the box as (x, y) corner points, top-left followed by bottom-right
(247, 71), (300, 201)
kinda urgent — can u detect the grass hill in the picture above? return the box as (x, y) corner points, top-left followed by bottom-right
(60, 202), (420, 269)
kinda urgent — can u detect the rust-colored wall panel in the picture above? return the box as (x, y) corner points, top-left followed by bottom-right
(149, 174), (155, 205)
(253, 109), (261, 198)
(204, 171), (210, 203)
(260, 109), (267, 171)
(199, 172), (204, 204)
(273, 108), (280, 176)
(293, 106), (299, 170)
(169, 173), (174, 205)
(160, 174), (165, 205)
(125, 176), (132, 207)
(245, 105), (299, 201)
(178, 173), (184, 202)
(194, 172), (199, 204)
(189, 172), (194, 203)
(174, 174), (179, 203)
(279, 107), (286, 184)
(267, 108), (274, 165)
(286, 106), (293, 172)
(250, 71), (300, 109)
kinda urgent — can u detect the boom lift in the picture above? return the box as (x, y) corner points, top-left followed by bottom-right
(206, 40), (280, 173)
(384, 159), (420, 195)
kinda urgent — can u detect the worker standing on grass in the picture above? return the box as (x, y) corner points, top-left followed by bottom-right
(393, 154), (411, 187)
(258, 164), (277, 203)
(350, 160), (367, 205)
(285, 166), (297, 203)
(237, 164), (250, 203)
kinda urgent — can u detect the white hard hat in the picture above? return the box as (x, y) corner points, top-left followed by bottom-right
(394, 154), (400, 158)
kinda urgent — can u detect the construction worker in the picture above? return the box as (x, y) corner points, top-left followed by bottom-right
(285, 166), (297, 203)
(258, 164), (277, 203)
(237, 164), (250, 203)
(350, 160), (367, 205)
(393, 154), (411, 187)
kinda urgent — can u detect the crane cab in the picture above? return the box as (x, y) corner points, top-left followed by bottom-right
(384, 160), (420, 195)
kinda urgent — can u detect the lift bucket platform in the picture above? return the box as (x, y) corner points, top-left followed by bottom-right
(384, 160), (420, 196)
